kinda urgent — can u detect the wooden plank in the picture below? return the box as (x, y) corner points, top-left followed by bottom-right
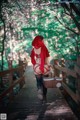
(75, 65), (80, 76)
(55, 65), (67, 72)
(66, 69), (76, 78)
(0, 76), (25, 101)
(76, 57), (80, 103)
(7, 66), (78, 120)
(0, 66), (23, 77)
(62, 82), (78, 103)
(55, 65), (76, 78)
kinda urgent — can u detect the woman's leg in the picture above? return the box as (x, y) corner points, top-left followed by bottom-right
(35, 74), (47, 101)
(42, 84), (47, 97)
(35, 74), (43, 100)
(35, 74), (43, 89)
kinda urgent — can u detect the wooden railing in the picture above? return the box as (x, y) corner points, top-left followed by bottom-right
(0, 61), (25, 106)
(54, 57), (80, 104)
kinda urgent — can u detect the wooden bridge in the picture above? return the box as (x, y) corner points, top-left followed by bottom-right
(0, 58), (80, 120)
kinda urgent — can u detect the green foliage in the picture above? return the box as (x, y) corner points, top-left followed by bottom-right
(0, 0), (80, 71)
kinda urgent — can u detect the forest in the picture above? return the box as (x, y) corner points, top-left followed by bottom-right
(0, 0), (80, 71)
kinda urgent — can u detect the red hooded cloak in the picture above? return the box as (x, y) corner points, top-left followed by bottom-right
(30, 36), (50, 73)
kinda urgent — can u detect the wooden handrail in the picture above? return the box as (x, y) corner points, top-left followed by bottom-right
(0, 76), (24, 100)
(54, 59), (80, 104)
(0, 64), (25, 102)
(75, 65), (80, 76)
(62, 82), (78, 103)
(55, 65), (77, 78)
(0, 66), (23, 77)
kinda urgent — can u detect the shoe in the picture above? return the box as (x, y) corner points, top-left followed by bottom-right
(37, 89), (43, 100)
(42, 95), (47, 104)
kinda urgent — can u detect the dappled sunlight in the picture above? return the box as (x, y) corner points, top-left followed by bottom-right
(44, 99), (74, 118)
(0, 0), (80, 73)
(45, 105), (71, 116)
(25, 114), (38, 120)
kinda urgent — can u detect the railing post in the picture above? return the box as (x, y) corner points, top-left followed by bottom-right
(19, 60), (25, 88)
(54, 59), (60, 77)
(60, 59), (66, 82)
(8, 60), (13, 85)
(76, 56), (80, 103)
(8, 60), (14, 101)
(19, 60), (24, 76)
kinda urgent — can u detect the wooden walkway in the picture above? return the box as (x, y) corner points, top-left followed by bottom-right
(5, 66), (78, 120)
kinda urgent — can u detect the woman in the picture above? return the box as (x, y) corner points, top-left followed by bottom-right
(30, 35), (50, 102)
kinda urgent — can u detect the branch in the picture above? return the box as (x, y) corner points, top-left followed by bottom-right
(70, 6), (80, 33)
(15, 0), (27, 20)
(64, 7), (70, 16)
(55, 16), (79, 35)
(70, 3), (80, 16)
(61, 2), (80, 33)
(60, 3), (70, 12)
